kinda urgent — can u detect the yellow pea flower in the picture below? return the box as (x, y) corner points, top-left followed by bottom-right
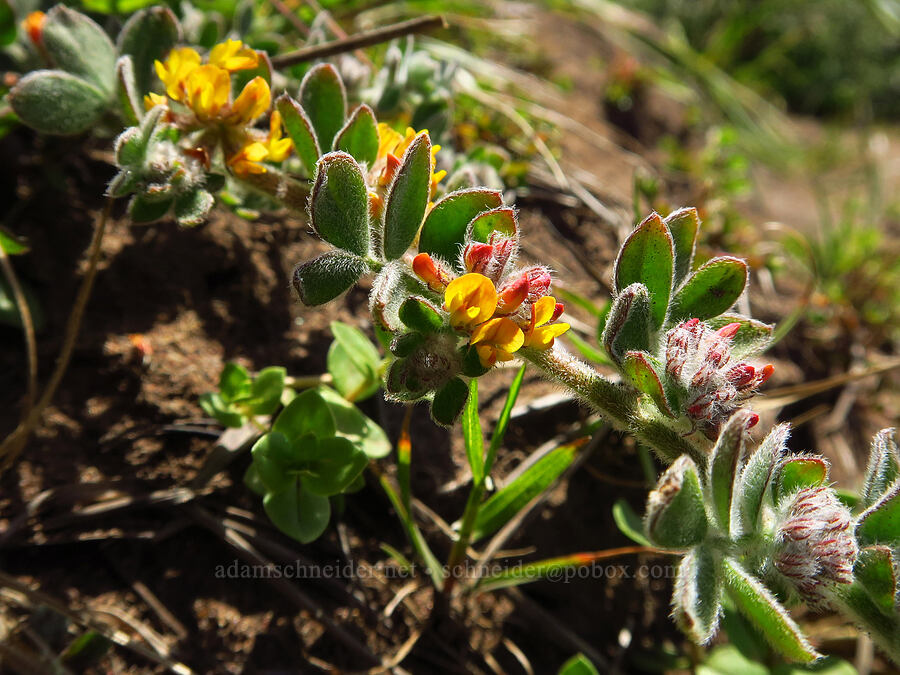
(228, 141), (269, 176)
(376, 123), (404, 160)
(143, 92), (168, 111)
(262, 110), (293, 162)
(185, 65), (231, 121)
(155, 47), (202, 101)
(229, 76), (271, 125)
(375, 124), (445, 198)
(444, 273), (497, 330)
(208, 39), (259, 72)
(470, 317), (525, 367)
(522, 296), (570, 349)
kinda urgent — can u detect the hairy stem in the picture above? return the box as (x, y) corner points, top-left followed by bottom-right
(828, 583), (900, 665)
(521, 346), (708, 468)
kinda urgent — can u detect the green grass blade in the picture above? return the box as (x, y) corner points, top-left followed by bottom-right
(484, 365), (526, 477)
(462, 378), (484, 485)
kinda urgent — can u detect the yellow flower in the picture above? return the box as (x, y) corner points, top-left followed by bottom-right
(523, 296), (570, 349)
(262, 110), (292, 162)
(376, 123), (404, 160)
(184, 64), (230, 120)
(155, 47), (202, 101)
(444, 273), (497, 330)
(208, 39), (259, 72)
(228, 142), (269, 176)
(375, 124), (445, 198)
(143, 92), (168, 111)
(471, 318), (524, 367)
(229, 76), (271, 125)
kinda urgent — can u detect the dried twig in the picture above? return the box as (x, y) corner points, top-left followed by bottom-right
(0, 244), (38, 415)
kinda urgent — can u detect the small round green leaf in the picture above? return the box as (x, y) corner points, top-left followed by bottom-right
(10, 70), (108, 136)
(219, 362), (252, 401)
(327, 321), (381, 402)
(292, 251), (367, 306)
(774, 456), (828, 503)
(664, 207), (700, 285)
(311, 152), (370, 256)
(399, 296), (444, 333)
(467, 207), (517, 243)
(263, 484), (331, 543)
(116, 7), (180, 97)
(622, 351), (674, 417)
(248, 366), (286, 415)
(42, 6), (116, 95)
(431, 377), (469, 427)
(273, 389), (335, 442)
(251, 432), (296, 493)
(419, 188), (503, 264)
(334, 104), (379, 167)
(645, 456), (708, 548)
(614, 213), (674, 328)
(318, 386), (391, 459)
(299, 436), (368, 497)
(383, 134), (432, 260)
(669, 257), (748, 323)
(299, 63), (347, 152)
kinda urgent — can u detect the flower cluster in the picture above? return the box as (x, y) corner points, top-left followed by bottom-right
(665, 318), (773, 428)
(146, 40), (292, 176)
(368, 124), (445, 216)
(774, 486), (858, 609)
(413, 235), (569, 368)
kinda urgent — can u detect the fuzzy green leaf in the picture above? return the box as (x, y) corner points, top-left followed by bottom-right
(672, 545), (722, 644)
(116, 7), (180, 96)
(709, 410), (754, 533)
(722, 558), (819, 663)
(706, 314), (774, 360)
(115, 56), (140, 126)
(737, 423), (787, 533)
(263, 484), (330, 543)
(299, 63), (346, 151)
(419, 188), (503, 264)
(310, 152), (369, 256)
(614, 213), (674, 328)
(10, 70), (108, 136)
(612, 499), (652, 547)
(665, 207), (700, 286)
(861, 428), (899, 509)
(431, 377), (469, 427)
(645, 456), (708, 548)
(399, 296), (444, 333)
(855, 545), (897, 613)
(601, 283), (651, 363)
(383, 133), (431, 260)
(856, 482), (900, 547)
(276, 94), (320, 176)
(669, 257), (748, 323)
(774, 456), (829, 502)
(622, 351), (674, 417)
(468, 207), (517, 243)
(292, 251), (367, 307)
(471, 443), (579, 541)
(42, 6), (116, 95)
(334, 104), (379, 166)
(174, 189), (214, 227)
(129, 193), (172, 223)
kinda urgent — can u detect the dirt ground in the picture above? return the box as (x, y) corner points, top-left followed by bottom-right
(1, 7), (898, 675)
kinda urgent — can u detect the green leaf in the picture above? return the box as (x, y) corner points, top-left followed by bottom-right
(645, 456), (708, 549)
(774, 457), (828, 503)
(248, 367), (286, 415)
(0, 227), (28, 255)
(0, 0), (15, 47)
(251, 432), (296, 493)
(219, 362), (252, 401)
(614, 213), (674, 328)
(485, 364), (526, 476)
(737, 423), (787, 533)
(299, 63), (346, 151)
(9, 71), (108, 136)
(276, 94), (320, 176)
(601, 283), (652, 363)
(399, 296), (444, 333)
(567, 331), (613, 366)
(856, 482), (900, 547)
(81, 0), (157, 12)
(116, 7), (180, 96)
(472, 442), (578, 541)
(174, 188), (214, 227)
(334, 104), (379, 166)
(669, 257), (748, 324)
(419, 188), (503, 264)
(263, 484), (331, 543)
(431, 377), (469, 427)
(672, 545), (722, 644)
(318, 386), (391, 459)
(383, 133), (431, 260)
(243, 463), (266, 496)
(292, 251), (367, 306)
(558, 654), (599, 675)
(310, 152), (369, 256)
(706, 314), (774, 360)
(61, 631), (112, 669)
(273, 389), (335, 442)
(129, 193), (172, 223)
(327, 321), (381, 402)
(854, 545), (897, 612)
(861, 428), (899, 508)
(612, 499), (652, 546)
(198, 392), (244, 428)
(697, 645), (768, 675)
(622, 351), (673, 417)
(462, 379), (484, 484)
(722, 558), (819, 663)
(300, 436), (368, 497)
(467, 207), (517, 243)
(664, 207), (700, 286)
(709, 410), (755, 534)
(115, 56), (140, 126)
(42, 6), (116, 95)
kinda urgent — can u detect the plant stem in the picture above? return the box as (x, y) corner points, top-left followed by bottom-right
(521, 346), (708, 468)
(271, 15), (447, 69)
(237, 169), (311, 212)
(0, 244), (38, 416)
(828, 583), (900, 665)
(0, 199), (112, 472)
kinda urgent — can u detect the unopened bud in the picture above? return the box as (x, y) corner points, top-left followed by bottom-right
(496, 275), (528, 314)
(463, 242), (493, 275)
(645, 456), (708, 549)
(412, 253), (451, 292)
(23, 11), (46, 46)
(523, 267), (552, 301)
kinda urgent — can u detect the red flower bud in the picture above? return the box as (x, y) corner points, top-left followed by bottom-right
(551, 302), (565, 322)
(715, 322), (741, 340)
(412, 253), (452, 292)
(523, 267), (551, 301)
(463, 243), (494, 275)
(496, 275), (528, 314)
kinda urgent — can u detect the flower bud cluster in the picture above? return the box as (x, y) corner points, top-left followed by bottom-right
(665, 319), (773, 427)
